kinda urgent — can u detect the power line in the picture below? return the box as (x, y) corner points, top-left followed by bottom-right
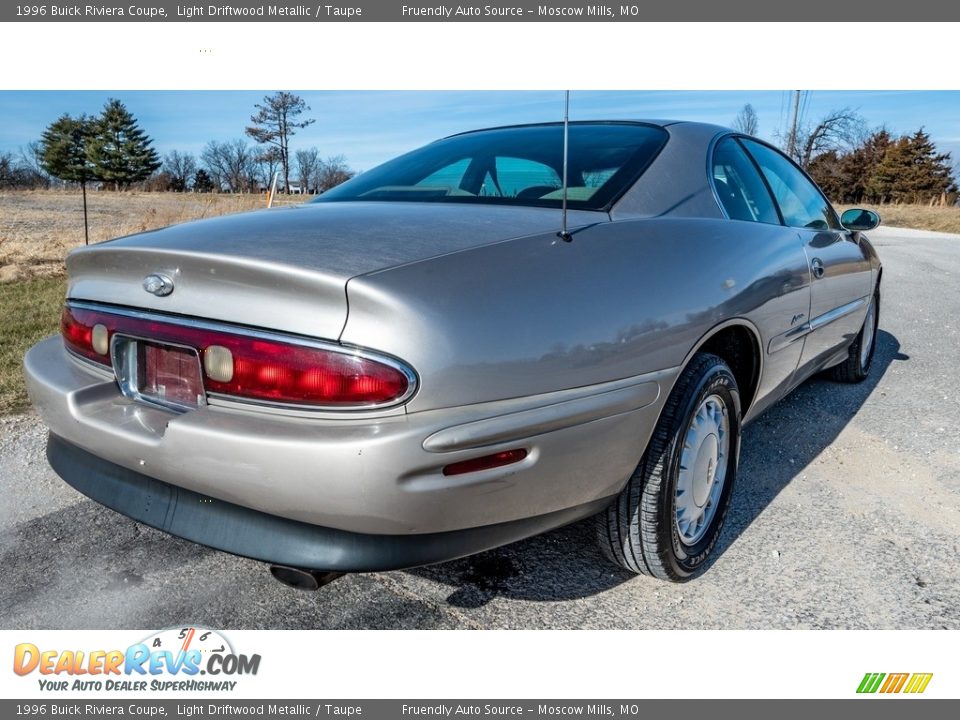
(786, 90), (801, 158)
(798, 90), (811, 131)
(777, 91), (786, 142)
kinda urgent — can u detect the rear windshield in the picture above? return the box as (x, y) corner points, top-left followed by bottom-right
(313, 122), (668, 211)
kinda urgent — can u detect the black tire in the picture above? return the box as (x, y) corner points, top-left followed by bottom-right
(829, 286), (880, 383)
(597, 353), (741, 582)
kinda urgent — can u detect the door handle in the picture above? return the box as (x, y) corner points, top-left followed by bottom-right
(811, 257), (825, 279)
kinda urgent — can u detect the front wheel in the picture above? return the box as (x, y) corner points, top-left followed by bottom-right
(829, 286), (879, 383)
(597, 353), (741, 582)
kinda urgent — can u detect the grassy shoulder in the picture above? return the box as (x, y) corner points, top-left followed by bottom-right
(837, 204), (960, 235)
(0, 277), (66, 414)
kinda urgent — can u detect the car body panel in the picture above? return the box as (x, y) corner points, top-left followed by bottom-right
(46, 434), (616, 572)
(66, 202), (602, 341)
(612, 121), (729, 220)
(798, 228), (874, 367)
(344, 216), (810, 415)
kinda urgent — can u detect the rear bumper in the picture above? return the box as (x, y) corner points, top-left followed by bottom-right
(26, 335), (671, 537)
(48, 434), (611, 572)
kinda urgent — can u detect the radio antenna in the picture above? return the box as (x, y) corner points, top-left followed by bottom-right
(558, 90), (572, 242)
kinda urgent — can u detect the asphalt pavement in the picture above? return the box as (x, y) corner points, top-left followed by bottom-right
(1, 226), (958, 629)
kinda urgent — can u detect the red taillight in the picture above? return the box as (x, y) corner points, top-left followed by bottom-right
(61, 304), (414, 408)
(61, 306), (111, 366)
(199, 334), (410, 406)
(442, 449), (528, 476)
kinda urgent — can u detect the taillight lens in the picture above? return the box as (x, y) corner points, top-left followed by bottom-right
(61, 306), (112, 366)
(60, 304), (414, 408)
(201, 335), (411, 406)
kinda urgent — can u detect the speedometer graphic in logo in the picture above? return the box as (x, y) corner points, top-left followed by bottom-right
(140, 626), (234, 658)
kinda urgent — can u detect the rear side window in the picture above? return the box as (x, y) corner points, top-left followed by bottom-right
(741, 139), (840, 230)
(712, 138), (780, 224)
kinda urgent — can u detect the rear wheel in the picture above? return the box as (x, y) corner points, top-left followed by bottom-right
(829, 286), (879, 383)
(597, 353), (741, 581)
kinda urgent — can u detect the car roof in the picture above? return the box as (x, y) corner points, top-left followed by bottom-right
(444, 119), (733, 139)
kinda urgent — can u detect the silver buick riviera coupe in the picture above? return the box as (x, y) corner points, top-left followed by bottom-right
(25, 121), (882, 586)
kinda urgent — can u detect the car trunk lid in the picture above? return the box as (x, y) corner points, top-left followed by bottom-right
(66, 201), (603, 340)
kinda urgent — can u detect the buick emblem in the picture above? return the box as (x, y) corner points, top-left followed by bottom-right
(142, 274), (174, 297)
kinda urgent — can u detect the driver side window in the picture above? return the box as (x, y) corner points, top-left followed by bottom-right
(741, 139), (840, 231)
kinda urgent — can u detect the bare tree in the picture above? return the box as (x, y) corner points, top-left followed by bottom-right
(732, 104), (759, 136)
(19, 141), (51, 187)
(0, 152), (19, 188)
(1, 148), (48, 189)
(315, 154), (355, 192)
(223, 139), (257, 192)
(201, 140), (228, 191)
(295, 147), (321, 193)
(245, 92), (315, 193)
(795, 107), (866, 169)
(163, 150), (197, 192)
(202, 139), (256, 192)
(255, 147), (282, 192)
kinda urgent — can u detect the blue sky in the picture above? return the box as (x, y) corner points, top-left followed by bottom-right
(1, 90), (957, 172)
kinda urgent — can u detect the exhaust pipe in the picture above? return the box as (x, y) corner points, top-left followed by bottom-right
(269, 565), (344, 591)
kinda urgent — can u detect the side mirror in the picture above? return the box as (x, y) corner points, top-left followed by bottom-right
(840, 208), (881, 232)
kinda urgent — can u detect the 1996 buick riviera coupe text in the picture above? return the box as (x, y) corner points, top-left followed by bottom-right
(25, 121), (882, 585)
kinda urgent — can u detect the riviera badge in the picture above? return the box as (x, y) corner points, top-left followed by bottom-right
(142, 274), (174, 297)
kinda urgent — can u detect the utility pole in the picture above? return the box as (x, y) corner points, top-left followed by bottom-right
(786, 90), (801, 160)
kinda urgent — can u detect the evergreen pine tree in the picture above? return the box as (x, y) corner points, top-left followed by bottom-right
(901, 129), (954, 203)
(39, 114), (95, 186)
(193, 168), (215, 193)
(86, 99), (161, 189)
(807, 150), (843, 201)
(840, 129), (892, 204)
(865, 136), (911, 204)
(39, 113), (97, 243)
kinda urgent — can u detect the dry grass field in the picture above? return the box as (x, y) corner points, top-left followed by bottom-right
(0, 190), (303, 282)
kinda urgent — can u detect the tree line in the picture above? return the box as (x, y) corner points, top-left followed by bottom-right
(6, 95), (956, 206)
(807, 128), (955, 205)
(163, 142), (354, 195)
(731, 102), (957, 205)
(1, 92), (355, 195)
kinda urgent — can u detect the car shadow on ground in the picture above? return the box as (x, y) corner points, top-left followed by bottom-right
(408, 330), (906, 607)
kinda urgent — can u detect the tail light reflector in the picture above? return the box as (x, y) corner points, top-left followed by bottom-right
(442, 449), (528, 476)
(60, 304), (414, 408)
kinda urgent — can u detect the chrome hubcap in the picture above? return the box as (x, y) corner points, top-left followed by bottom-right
(860, 299), (876, 368)
(675, 394), (729, 546)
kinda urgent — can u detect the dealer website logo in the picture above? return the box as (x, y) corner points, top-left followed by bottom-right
(857, 672), (933, 694)
(13, 626), (260, 692)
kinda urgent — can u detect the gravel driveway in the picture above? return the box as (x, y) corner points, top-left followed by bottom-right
(2, 226), (958, 630)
